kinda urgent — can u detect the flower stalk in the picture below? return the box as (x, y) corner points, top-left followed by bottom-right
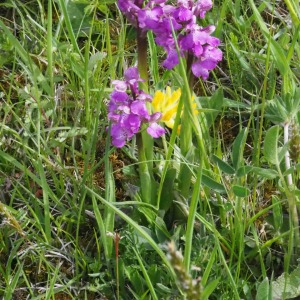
(137, 25), (156, 204)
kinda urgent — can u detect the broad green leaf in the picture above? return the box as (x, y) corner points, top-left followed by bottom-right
(154, 216), (171, 243)
(256, 277), (270, 300)
(264, 125), (280, 165)
(232, 128), (248, 170)
(202, 174), (226, 193)
(67, 1), (92, 36)
(272, 265), (300, 299)
(223, 98), (254, 110)
(272, 196), (283, 232)
(138, 207), (157, 224)
(232, 185), (250, 197)
(236, 166), (278, 179)
(57, 0), (82, 57)
(212, 154), (235, 175)
(156, 283), (172, 293)
(253, 167), (278, 179)
(88, 52), (107, 71)
(204, 88), (224, 128)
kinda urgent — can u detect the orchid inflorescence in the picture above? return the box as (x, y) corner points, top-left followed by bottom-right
(118, 0), (222, 80)
(108, 67), (165, 148)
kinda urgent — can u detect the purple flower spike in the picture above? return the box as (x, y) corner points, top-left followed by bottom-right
(118, 0), (222, 80)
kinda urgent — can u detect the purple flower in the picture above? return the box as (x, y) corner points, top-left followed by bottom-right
(154, 33), (174, 48)
(110, 90), (129, 102)
(162, 48), (180, 69)
(118, 0), (222, 80)
(138, 6), (163, 30)
(131, 100), (150, 120)
(118, 0), (141, 26)
(149, 112), (163, 122)
(194, 0), (213, 18)
(112, 80), (128, 92)
(124, 66), (141, 82)
(174, 6), (193, 22)
(147, 122), (165, 138)
(111, 124), (128, 148)
(108, 67), (165, 148)
(192, 47), (223, 79)
(122, 113), (141, 134)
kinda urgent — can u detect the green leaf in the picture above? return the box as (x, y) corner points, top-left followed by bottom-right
(204, 88), (224, 128)
(160, 168), (176, 212)
(88, 52), (107, 71)
(236, 166), (278, 179)
(232, 128), (248, 170)
(202, 174), (226, 193)
(202, 279), (220, 300)
(222, 98), (254, 110)
(264, 125), (280, 165)
(67, 1), (92, 36)
(278, 143), (290, 164)
(154, 217), (170, 243)
(4, 262), (24, 300)
(272, 196), (283, 232)
(202, 246), (217, 286)
(272, 265), (300, 299)
(232, 185), (250, 197)
(256, 277), (270, 300)
(212, 154), (235, 175)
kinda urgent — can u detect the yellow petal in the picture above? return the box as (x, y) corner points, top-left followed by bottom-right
(165, 119), (175, 129)
(152, 90), (165, 112)
(162, 105), (179, 122)
(166, 88), (181, 107)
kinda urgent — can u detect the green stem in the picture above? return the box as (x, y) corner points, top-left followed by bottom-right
(137, 28), (148, 91)
(136, 27), (155, 204)
(178, 55), (195, 197)
(137, 132), (152, 204)
(183, 157), (203, 271)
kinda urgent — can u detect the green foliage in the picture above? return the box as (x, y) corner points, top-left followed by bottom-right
(1, 0), (300, 299)
(272, 264), (300, 299)
(264, 126), (280, 165)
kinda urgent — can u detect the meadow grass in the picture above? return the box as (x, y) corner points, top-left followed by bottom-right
(0, 0), (300, 299)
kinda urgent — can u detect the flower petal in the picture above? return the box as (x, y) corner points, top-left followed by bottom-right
(147, 123), (165, 138)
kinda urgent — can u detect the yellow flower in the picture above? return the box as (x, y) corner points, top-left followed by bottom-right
(152, 87), (198, 130)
